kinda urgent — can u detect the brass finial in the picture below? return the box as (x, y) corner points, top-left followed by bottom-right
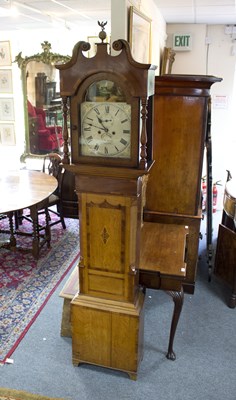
(98, 21), (107, 42)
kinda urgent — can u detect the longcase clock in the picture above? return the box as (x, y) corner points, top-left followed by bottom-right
(56, 23), (156, 379)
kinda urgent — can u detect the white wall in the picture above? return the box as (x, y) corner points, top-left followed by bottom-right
(166, 24), (208, 74)
(166, 24), (236, 208)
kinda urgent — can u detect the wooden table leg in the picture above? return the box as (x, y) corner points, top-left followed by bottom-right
(7, 212), (16, 247)
(45, 208), (51, 248)
(30, 205), (40, 259)
(29, 203), (51, 258)
(166, 287), (184, 361)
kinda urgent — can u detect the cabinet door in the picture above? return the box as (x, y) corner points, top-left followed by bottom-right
(79, 192), (139, 302)
(146, 93), (207, 215)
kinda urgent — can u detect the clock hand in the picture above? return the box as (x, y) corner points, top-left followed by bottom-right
(97, 116), (112, 123)
(96, 116), (108, 130)
(96, 117), (113, 139)
(86, 122), (108, 132)
(97, 116), (103, 123)
(97, 116), (113, 132)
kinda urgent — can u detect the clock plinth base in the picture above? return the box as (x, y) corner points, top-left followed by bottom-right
(71, 290), (145, 379)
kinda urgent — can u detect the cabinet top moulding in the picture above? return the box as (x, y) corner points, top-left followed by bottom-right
(155, 74), (222, 96)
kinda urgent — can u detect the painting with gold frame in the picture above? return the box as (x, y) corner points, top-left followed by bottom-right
(87, 36), (109, 58)
(129, 6), (151, 64)
(87, 36), (100, 58)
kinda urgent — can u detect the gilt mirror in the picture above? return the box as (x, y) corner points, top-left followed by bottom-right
(15, 41), (70, 159)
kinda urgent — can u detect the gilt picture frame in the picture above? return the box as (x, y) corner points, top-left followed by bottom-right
(87, 36), (109, 58)
(0, 41), (12, 66)
(0, 123), (15, 146)
(0, 69), (13, 93)
(129, 6), (151, 64)
(0, 98), (15, 121)
(87, 36), (99, 58)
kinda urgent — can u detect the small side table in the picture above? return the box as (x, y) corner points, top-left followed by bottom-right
(139, 222), (188, 360)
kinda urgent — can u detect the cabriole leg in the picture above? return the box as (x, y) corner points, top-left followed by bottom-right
(166, 288), (184, 360)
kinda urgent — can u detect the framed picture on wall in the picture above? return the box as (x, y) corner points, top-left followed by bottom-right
(0, 41), (12, 66)
(0, 123), (15, 146)
(0, 98), (14, 121)
(0, 69), (13, 93)
(129, 6), (151, 64)
(87, 36), (99, 58)
(87, 36), (110, 58)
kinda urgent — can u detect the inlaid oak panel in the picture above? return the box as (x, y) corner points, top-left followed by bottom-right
(79, 193), (139, 301)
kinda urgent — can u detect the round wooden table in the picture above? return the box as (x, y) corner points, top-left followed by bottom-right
(0, 170), (58, 258)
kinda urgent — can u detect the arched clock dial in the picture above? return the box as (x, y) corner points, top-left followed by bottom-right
(80, 101), (131, 158)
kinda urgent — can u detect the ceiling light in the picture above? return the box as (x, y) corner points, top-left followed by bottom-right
(50, 0), (91, 19)
(13, 1), (45, 15)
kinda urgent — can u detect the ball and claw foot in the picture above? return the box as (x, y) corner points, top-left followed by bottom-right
(166, 350), (176, 361)
(228, 294), (236, 309)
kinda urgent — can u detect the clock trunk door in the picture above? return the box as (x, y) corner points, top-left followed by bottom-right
(79, 192), (140, 303)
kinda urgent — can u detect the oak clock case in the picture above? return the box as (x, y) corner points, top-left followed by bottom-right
(70, 74), (140, 168)
(56, 34), (156, 379)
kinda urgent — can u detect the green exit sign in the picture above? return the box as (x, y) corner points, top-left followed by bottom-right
(173, 33), (192, 51)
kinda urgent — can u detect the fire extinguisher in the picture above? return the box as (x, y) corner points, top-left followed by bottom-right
(201, 176), (207, 211)
(212, 181), (221, 213)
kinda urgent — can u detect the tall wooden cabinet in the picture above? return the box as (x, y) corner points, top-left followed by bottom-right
(144, 75), (221, 293)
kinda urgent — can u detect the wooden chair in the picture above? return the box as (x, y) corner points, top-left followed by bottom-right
(40, 152), (66, 229)
(19, 153), (66, 232)
(160, 47), (176, 75)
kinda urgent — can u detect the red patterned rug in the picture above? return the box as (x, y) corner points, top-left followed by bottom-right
(0, 215), (80, 364)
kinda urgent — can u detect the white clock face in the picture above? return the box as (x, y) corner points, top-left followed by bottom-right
(80, 102), (131, 158)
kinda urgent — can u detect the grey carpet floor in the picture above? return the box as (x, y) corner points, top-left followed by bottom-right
(0, 211), (235, 400)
